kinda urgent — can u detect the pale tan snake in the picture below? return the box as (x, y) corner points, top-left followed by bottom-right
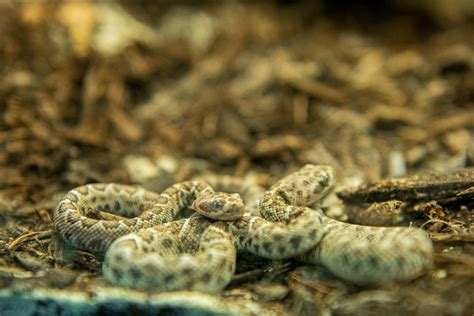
(53, 165), (433, 291)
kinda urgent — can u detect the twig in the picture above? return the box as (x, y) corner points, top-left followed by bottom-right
(8, 230), (54, 251)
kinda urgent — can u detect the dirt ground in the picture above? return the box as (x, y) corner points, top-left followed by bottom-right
(0, 1), (473, 315)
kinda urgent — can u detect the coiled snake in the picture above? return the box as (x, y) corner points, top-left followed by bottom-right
(54, 165), (433, 292)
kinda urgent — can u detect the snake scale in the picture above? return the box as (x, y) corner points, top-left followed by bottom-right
(54, 165), (433, 292)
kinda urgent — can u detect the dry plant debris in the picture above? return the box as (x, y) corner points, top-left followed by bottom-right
(0, 1), (473, 315)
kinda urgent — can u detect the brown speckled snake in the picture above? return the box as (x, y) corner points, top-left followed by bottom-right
(54, 165), (433, 291)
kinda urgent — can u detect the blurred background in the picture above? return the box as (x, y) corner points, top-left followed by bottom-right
(1, 1), (473, 193)
(0, 1), (473, 314)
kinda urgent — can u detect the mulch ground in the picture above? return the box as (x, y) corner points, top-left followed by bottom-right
(0, 2), (473, 315)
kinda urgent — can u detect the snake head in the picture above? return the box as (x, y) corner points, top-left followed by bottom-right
(191, 192), (245, 220)
(278, 165), (335, 206)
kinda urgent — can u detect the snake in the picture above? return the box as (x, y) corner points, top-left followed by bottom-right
(257, 166), (433, 285)
(53, 164), (433, 292)
(54, 175), (324, 292)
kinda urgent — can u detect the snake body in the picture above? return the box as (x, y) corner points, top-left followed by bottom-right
(299, 218), (432, 284)
(102, 171), (327, 292)
(256, 166), (432, 285)
(103, 215), (237, 292)
(54, 181), (215, 253)
(54, 164), (433, 292)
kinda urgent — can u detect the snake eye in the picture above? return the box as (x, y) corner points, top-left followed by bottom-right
(212, 200), (224, 209)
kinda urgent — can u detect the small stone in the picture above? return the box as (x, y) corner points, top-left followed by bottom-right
(123, 155), (159, 183)
(405, 146), (428, 166)
(432, 269), (447, 279)
(387, 150), (407, 177)
(156, 154), (178, 174)
(442, 129), (471, 153)
(325, 205), (346, 221)
(253, 282), (290, 301)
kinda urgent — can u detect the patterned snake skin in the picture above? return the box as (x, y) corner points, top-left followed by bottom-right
(53, 165), (433, 291)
